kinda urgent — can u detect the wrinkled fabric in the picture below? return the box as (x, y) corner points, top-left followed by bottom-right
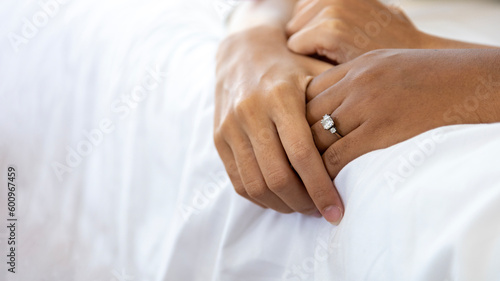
(0, 0), (500, 280)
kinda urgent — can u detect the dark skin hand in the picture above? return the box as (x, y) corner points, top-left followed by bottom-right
(306, 49), (500, 181)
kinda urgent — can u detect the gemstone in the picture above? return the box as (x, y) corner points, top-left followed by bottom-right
(329, 127), (337, 134)
(321, 114), (334, 130)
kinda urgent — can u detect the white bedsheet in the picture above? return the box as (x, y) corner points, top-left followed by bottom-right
(1, 0), (500, 280)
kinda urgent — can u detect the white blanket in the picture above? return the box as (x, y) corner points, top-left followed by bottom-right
(1, 0), (500, 280)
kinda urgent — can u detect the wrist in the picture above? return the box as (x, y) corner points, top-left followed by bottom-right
(227, 0), (297, 34)
(217, 24), (288, 70)
(221, 24), (287, 53)
(416, 32), (495, 49)
(227, 23), (286, 41)
(412, 30), (456, 49)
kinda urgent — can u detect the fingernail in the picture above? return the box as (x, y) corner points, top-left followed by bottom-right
(323, 205), (343, 225)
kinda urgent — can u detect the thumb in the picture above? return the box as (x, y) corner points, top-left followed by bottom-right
(288, 24), (342, 64)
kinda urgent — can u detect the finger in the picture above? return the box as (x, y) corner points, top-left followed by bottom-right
(310, 102), (362, 153)
(288, 19), (344, 59)
(311, 115), (343, 154)
(308, 82), (360, 152)
(299, 55), (335, 78)
(273, 98), (344, 224)
(231, 138), (294, 213)
(293, 0), (313, 17)
(248, 124), (318, 215)
(322, 122), (381, 179)
(306, 62), (350, 101)
(287, 0), (330, 36)
(215, 140), (266, 208)
(306, 81), (345, 123)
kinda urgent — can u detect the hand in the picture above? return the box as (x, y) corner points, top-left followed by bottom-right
(306, 49), (500, 178)
(214, 25), (345, 224)
(286, 0), (423, 63)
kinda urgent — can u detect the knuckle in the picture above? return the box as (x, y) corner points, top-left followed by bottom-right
(234, 97), (254, 118)
(245, 180), (268, 199)
(236, 144), (254, 160)
(298, 207), (318, 215)
(213, 121), (233, 147)
(321, 6), (341, 18)
(318, 21), (344, 48)
(269, 81), (294, 100)
(219, 115), (237, 132)
(233, 184), (248, 198)
(226, 161), (238, 173)
(268, 81), (298, 114)
(310, 187), (331, 203)
(323, 146), (342, 169)
(213, 124), (226, 141)
(289, 141), (314, 164)
(320, 19), (338, 31)
(277, 208), (294, 214)
(322, 37), (341, 53)
(288, 36), (304, 54)
(256, 127), (276, 145)
(266, 170), (291, 193)
(347, 56), (384, 82)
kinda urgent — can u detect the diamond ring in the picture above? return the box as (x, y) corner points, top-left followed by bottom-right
(321, 114), (342, 138)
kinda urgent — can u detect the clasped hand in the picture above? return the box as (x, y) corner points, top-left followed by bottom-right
(214, 0), (499, 225)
